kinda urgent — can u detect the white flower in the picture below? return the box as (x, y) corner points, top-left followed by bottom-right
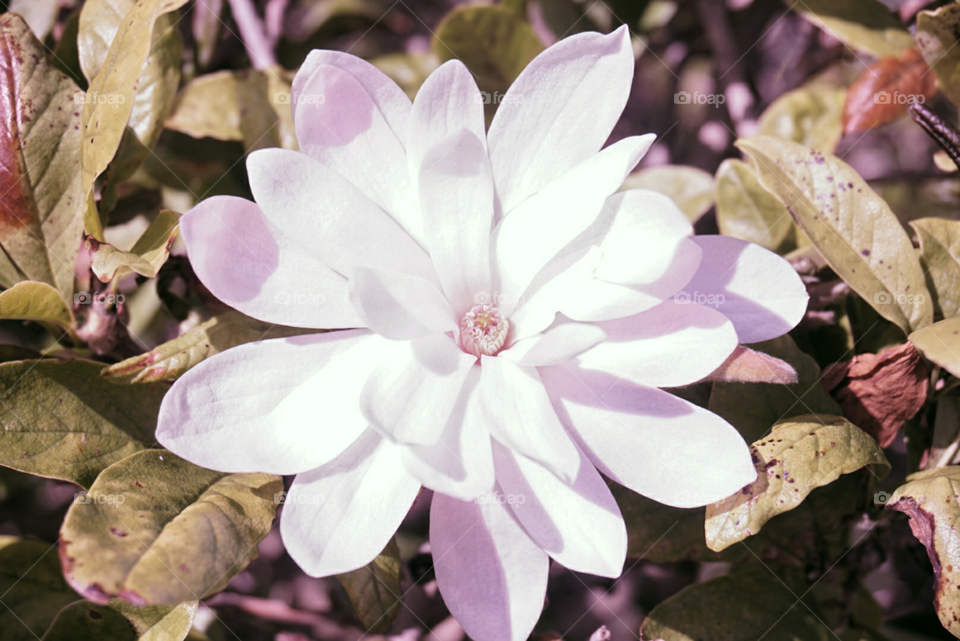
(157, 26), (808, 641)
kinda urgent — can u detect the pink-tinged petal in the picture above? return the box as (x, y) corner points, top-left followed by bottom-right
(501, 322), (606, 367)
(247, 148), (435, 282)
(575, 301), (738, 388)
(430, 492), (549, 641)
(539, 365), (757, 508)
(417, 129), (494, 315)
(361, 334), (477, 445)
(493, 442), (626, 578)
(478, 357), (580, 482)
(510, 239), (702, 341)
(402, 368), (496, 500)
(157, 331), (380, 475)
(407, 60), (486, 165)
(293, 63), (422, 244)
(493, 135), (655, 313)
(348, 267), (455, 340)
(281, 430), (421, 576)
(681, 236), (808, 343)
(181, 196), (363, 328)
(488, 26), (635, 214)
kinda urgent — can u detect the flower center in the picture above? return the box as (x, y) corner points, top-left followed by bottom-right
(460, 304), (509, 358)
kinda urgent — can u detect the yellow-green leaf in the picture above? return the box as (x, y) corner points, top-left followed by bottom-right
(620, 165), (715, 223)
(757, 86), (846, 152)
(715, 159), (794, 252)
(909, 317), (960, 379)
(0, 537), (79, 641)
(792, 0), (915, 58)
(89, 210), (180, 282)
(738, 135), (933, 334)
(705, 415), (889, 552)
(911, 217), (960, 320)
(0, 281), (75, 334)
(60, 450), (281, 606)
(41, 601), (136, 641)
(336, 537), (401, 633)
(916, 5), (960, 108)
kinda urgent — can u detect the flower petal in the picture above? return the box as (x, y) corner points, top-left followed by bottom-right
(501, 322), (606, 367)
(157, 331), (379, 475)
(407, 59), (486, 165)
(401, 368), (496, 500)
(247, 148), (435, 281)
(292, 61), (422, 244)
(181, 196), (363, 328)
(681, 235), (808, 343)
(488, 26), (635, 214)
(361, 334), (477, 445)
(281, 430), (421, 576)
(493, 442), (626, 578)
(430, 491), (549, 641)
(575, 301), (738, 388)
(348, 266), (455, 340)
(479, 356), (580, 482)
(540, 365), (757, 508)
(493, 135), (655, 314)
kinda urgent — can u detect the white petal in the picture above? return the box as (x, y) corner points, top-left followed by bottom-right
(501, 322), (606, 367)
(430, 492), (549, 641)
(493, 442), (626, 578)
(157, 331), (378, 475)
(681, 235), (808, 343)
(478, 356), (580, 482)
(488, 26), (635, 214)
(181, 196), (362, 328)
(417, 129), (494, 315)
(292, 61), (422, 244)
(348, 267), (455, 340)
(575, 301), (738, 388)
(401, 368), (495, 500)
(247, 148), (435, 282)
(361, 334), (476, 445)
(540, 365), (757, 508)
(281, 430), (422, 576)
(493, 135), (655, 314)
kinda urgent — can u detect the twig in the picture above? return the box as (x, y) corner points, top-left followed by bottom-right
(909, 103), (960, 168)
(227, 0), (277, 70)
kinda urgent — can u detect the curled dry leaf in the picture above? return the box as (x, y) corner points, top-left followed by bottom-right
(822, 342), (929, 447)
(842, 48), (937, 134)
(701, 344), (798, 384)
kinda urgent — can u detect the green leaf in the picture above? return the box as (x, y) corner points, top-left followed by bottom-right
(708, 334), (841, 444)
(888, 466), (960, 637)
(0, 282), (76, 335)
(371, 53), (440, 100)
(52, 10), (87, 90)
(737, 135), (933, 334)
(107, 599), (198, 641)
(910, 217), (960, 320)
(641, 565), (831, 641)
(916, 5), (960, 109)
(79, 0), (190, 240)
(791, 0), (915, 58)
(705, 415), (889, 552)
(757, 86), (846, 152)
(909, 317), (960, 379)
(0, 537), (80, 641)
(0, 14), (85, 304)
(41, 601), (136, 641)
(433, 5), (543, 117)
(715, 159), (794, 253)
(101, 312), (318, 384)
(89, 210), (180, 282)
(60, 450), (281, 606)
(620, 165), (715, 223)
(336, 537), (401, 633)
(0, 359), (166, 488)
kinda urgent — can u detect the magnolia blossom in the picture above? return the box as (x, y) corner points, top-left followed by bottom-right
(157, 26), (807, 641)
